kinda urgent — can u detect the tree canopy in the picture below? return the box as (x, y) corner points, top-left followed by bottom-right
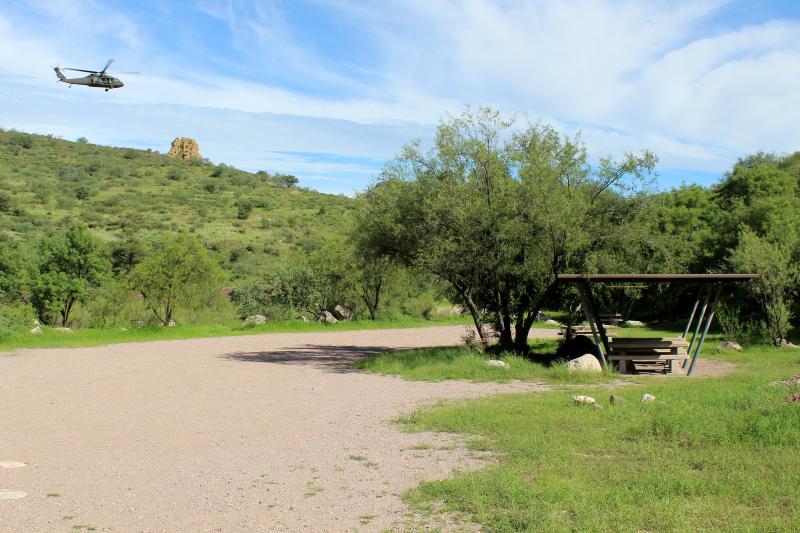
(356, 108), (657, 353)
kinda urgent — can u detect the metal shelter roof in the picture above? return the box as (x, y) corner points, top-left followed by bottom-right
(557, 273), (759, 283)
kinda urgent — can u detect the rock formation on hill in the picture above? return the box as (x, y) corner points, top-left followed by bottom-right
(167, 137), (201, 160)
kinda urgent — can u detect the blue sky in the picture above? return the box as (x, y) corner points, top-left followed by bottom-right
(1, 1), (799, 194)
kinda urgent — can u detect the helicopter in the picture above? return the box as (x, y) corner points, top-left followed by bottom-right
(54, 59), (125, 91)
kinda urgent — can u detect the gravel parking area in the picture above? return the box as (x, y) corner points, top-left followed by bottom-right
(0, 326), (553, 532)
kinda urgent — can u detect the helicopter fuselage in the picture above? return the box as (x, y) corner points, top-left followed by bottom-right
(54, 67), (123, 91)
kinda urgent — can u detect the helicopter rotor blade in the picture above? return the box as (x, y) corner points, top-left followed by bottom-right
(63, 68), (99, 74)
(99, 58), (114, 75)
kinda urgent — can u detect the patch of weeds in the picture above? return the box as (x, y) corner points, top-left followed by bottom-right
(348, 454), (367, 462)
(46, 492), (60, 497)
(359, 514), (377, 525)
(304, 480), (324, 497)
(364, 461), (379, 468)
(72, 526), (96, 532)
(62, 515), (76, 520)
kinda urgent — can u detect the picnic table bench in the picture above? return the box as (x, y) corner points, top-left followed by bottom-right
(607, 337), (689, 375)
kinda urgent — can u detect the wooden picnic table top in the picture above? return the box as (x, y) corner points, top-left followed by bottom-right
(608, 337), (689, 348)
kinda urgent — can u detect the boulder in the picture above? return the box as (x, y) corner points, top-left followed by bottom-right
(167, 320), (176, 328)
(30, 326), (43, 335)
(167, 137), (201, 160)
(623, 320), (645, 327)
(317, 311), (338, 324)
(536, 312), (551, 321)
(719, 341), (742, 352)
(573, 395), (596, 406)
(298, 315), (309, 322)
(332, 304), (352, 321)
(53, 327), (73, 333)
(641, 393), (656, 403)
(485, 359), (510, 369)
(545, 319), (561, 326)
(566, 354), (602, 373)
(244, 314), (267, 326)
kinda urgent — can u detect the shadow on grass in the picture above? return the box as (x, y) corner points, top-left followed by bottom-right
(222, 344), (399, 373)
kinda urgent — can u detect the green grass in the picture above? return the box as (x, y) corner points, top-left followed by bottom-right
(399, 345), (800, 531)
(354, 344), (617, 383)
(0, 315), (471, 353)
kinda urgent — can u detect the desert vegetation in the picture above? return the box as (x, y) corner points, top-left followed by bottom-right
(1, 109), (799, 351)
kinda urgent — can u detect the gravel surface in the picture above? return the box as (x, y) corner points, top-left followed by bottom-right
(0, 326), (554, 532)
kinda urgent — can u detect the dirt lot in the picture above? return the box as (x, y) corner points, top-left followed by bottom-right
(0, 326), (555, 532)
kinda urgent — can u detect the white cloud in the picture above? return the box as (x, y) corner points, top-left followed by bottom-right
(1, 0), (798, 192)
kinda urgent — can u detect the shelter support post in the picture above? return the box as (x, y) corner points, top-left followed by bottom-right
(684, 287), (711, 369)
(683, 297), (700, 339)
(687, 285), (722, 376)
(577, 281), (609, 368)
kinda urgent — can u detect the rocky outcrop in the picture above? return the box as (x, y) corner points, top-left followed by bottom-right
(167, 137), (201, 160)
(244, 315), (266, 326)
(566, 354), (602, 373)
(317, 311), (338, 324)
(332, 305), (352, 321)
(485, 359), (510, 369)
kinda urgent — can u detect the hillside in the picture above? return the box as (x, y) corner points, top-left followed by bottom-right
(0, 129), (354, 279)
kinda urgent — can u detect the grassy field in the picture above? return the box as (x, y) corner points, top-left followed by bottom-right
(0, 315), (471, 352)
(353, 341), (617, 384)
(392, 344), (800, 531)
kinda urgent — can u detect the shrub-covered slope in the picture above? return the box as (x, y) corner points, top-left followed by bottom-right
(0, 129), (353, 279)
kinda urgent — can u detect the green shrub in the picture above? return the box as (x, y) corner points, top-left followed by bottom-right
(0, 303), (36, 338)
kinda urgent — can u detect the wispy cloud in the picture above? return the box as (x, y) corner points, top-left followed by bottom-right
(1, 0), (798, 192)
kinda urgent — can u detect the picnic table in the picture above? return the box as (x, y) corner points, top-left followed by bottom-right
(556, 274), (759, 376)
(607, 337), (689, 375)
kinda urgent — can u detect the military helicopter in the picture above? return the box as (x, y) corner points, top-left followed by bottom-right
(53, 59), (125, 91)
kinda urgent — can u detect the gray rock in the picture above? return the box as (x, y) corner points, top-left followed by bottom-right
(30, 326), (43, 335)
(244, 314), (267, 326)
(545, 319), (561, 326)
(641, 393), (656, 403)
(573, 395), (597, 405)
(565, 354), (602, 373)
(485, 359), (510, 369)
(719, 341), (742, 352)
(297, 315), (309, 322)
(167, 320), (176, 328)
(317, 311), (338, 324)
(536, 312), (551, 321)
(623, 320), (645, 327)
(53, 327), (73, 334)
(332, 304), (353, 321)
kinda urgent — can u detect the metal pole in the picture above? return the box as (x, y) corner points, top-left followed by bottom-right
(581, 281), (611, 357)
(578, 284), (607, 368)
(684, 287), (711, 368)
(687, 286), (722, 376)
(683, 297), (700, 339)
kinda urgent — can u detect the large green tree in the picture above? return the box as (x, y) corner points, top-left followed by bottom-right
(357, 108), (656, 353)
(31, 222), (109, 326)
(129, 236), (223, 326)
(717, 152), (800, 344)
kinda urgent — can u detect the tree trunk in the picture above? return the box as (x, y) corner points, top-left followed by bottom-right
(513, 306), (539, 354)
(456, 285), (488, 349)
(496, 288), (513, 349)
